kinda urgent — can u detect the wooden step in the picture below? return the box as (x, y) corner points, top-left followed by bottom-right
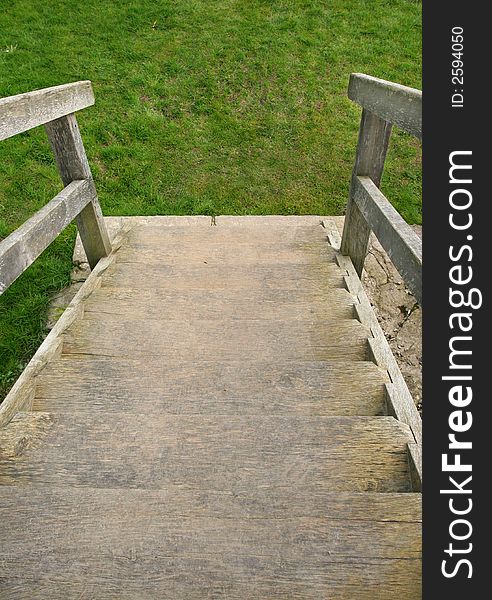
(0, 413), (413, 492)
(82, 287), (357, 321)
(127, 223), (331, 244)
(33, 357), (388, 416)
(0, 562), (422, 600)
(101, 261), (347, 291)
(115, 241), (337, 266)
(0, 483), (421, 520)
(0, 485), (421, 599)
(62, 315), (370, 360)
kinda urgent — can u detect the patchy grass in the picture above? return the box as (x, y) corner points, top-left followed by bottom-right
(0, 0), (421, 398)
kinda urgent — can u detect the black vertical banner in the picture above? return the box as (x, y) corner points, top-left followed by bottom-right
(423, 3), (489, 597)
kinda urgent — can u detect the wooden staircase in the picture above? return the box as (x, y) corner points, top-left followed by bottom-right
(0, 76), (422, 598)
(0, 216), (421, 598)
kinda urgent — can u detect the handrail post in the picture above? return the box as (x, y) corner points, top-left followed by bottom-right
(45, 114), (111, 268)
(341, 108), (392, 276)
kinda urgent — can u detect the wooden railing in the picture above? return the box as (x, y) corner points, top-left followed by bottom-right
(0, 81), (111, 294)
(341, 73), (422, 304)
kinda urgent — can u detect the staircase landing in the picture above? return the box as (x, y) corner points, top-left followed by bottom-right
(0, 216), (421, 598)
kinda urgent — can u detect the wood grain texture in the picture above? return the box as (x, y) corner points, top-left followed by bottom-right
(62, 314), (371, 360)
(353, 175), (422, 303)
(73, 218), (335, 262)
(0, 217), (421, 596)
(0, 180), (93, 294)
(0, 492), (421, 561)
(116, 240), (337, 266)
(340, 108), (392, 276)
(407, 442), (422, 492)
(347, 110), (392, 190)
(128, 222), (331, 244)
(83, 286), (356, 321)
(0, 413), (413, 492)
(0, 81), (94, 141)
(0, 560), (422, 600)
(45, 113), (111, 268)
(33, 357), (388, 416)
(0, 486), (420, 599)
(0, 413), (53, 461)
(341, 74), (421, 277)
(102, 261), (346, 291)
(348, 73), (422, 138)
(0, 484), (422, 523)
(44, 114), (92, 182)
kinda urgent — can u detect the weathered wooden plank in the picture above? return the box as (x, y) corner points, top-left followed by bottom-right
(0, 81), (94, 141)
(102, 261), (347, 291)
(341, 198), (371, 276)
(382, 369), (423, 447)
(0, 559), (422, 600)
(0, 179), (93, 294)
(115, 240), (337, 266)
(71, 217), (342, 259)
(348, 73), (422, 138)
(408, 442), (422, 492)
(340, 74), (421, 279)
(44, 114), (92, 183)
(45, 113), (111, 268)
(0, 413), (413, 492)
(82, 286), (356, 321)
(128, 223), (330, 244)
(0, 484), (421, 523)
(0, 486), (421, 597)
(340, 108), (392, 275)
(348, 110), (392, 191)
(0, 519), (420, 569)
(113, 221), (336, 266)
(81, 215), (330, 228)
(73, 219), (335, 263)
(33, 357), (388, 416)
(62, 314), (371, 361)
(353, 175), (422, 303)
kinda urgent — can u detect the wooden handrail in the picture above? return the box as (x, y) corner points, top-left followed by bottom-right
(341, 74), (422, 303)
(0, 180), (94, 293)
(348, 73), (422, 139)
(0, 81), (110, 294)
(0, 81), (94, 142)
(353, 176), (422, 303)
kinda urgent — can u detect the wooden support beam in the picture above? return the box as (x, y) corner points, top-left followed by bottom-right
(45, 114), (111, 268)
(0, 180), (93, 294)
(0, 81), (94, 141)
(341, 109), (392, 276)
(348, 73), (422, 139)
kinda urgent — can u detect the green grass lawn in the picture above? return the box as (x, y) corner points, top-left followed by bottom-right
(0, 0), (421, 399)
